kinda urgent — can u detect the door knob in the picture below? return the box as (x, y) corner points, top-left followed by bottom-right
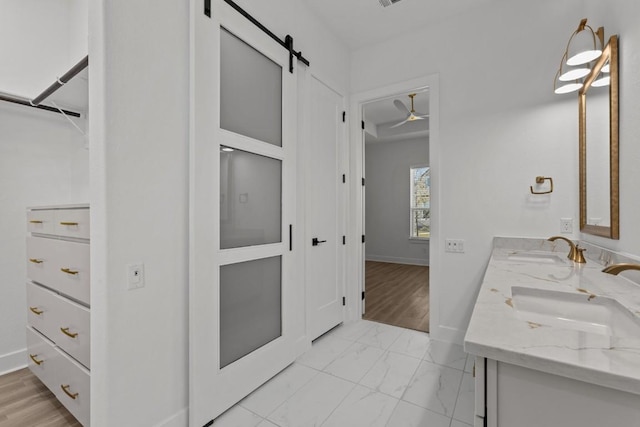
(312, 237), (327, 246)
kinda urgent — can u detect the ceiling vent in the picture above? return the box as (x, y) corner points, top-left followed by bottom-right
(379, 0), (402, 7)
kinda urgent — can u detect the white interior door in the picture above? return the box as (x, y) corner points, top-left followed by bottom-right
(306, 76), (346, 340)
(190, 3), (297, 425)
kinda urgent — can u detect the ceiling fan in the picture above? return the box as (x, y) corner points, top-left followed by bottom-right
(390, 93), (428, 128)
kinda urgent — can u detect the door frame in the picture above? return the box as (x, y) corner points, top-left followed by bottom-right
(346, 74), (441, 337)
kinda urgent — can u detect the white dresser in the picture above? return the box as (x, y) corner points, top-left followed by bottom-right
(25, 204), (90, 426)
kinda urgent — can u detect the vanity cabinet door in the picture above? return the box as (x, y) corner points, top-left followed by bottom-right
(474, 356), (486, 427)
(487, 360), (640, 427)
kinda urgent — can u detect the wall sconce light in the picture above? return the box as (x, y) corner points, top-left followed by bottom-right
(554, 18), (605, 95)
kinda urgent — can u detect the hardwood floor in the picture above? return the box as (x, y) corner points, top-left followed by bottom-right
(0, 368), (80, 426)
(363, 261), (429, 332)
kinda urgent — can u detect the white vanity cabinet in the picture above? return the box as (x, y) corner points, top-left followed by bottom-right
(25, 204), (90, 426)
(474, 356), (640, 427)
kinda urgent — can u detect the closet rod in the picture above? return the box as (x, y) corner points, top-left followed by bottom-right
(31, 55), (88, 106)
(0, 93), (81, 118)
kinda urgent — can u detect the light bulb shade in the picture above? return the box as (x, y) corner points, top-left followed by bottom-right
(591, 75), (611, 87)
(554, 82), (583, 94)
(566, 20), (603, 66)
(559, 67), (591, 81)
(567, 49), (602, 66)
(602, 63), (610, 73)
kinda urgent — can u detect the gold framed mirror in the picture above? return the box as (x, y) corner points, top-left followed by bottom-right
(579, 35), (619, 239)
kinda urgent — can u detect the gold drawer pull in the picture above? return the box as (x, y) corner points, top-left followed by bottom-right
(29, 307), (44, 315)
(60, 268), (79, 275)
(30, 354), (44, 365)
(29, 220), (44, 224)
(29, 258), (44, 264)
(59, 221), (79, 226)
(60, 327), (78, 338)
(61, 384), (79, 400)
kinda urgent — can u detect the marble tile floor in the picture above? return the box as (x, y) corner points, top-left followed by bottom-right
(213, 319), (475, 427)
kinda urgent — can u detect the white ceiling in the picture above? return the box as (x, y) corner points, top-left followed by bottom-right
(363, 89), (429, 144)
(300, 0), (498, 50)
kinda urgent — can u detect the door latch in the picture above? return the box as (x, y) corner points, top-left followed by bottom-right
(312, 237), (327, 246)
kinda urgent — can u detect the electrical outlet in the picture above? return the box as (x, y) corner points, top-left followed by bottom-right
(445, 239), (465, 253)
(127, 263), (145, 290)
(560, 218), (573, 234)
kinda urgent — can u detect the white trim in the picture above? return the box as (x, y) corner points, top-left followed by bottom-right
(408, 237), (429, 243)
(0, 349), (27, 376)
(153, 408), (188, 427)
(348, 74), (442, 339)
(365, 255), (428, 266)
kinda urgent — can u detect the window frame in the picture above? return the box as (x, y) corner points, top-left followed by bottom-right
(409, 165), (430, 241)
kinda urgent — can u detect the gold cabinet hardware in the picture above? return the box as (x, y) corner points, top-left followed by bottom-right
(29, 306), (44, 315)
(60, 327), (78, 338)
(60, 384), (79, 400)
(29, 354), (44, 365)
(29, 220), (44, 224)
(530, 176), (554, 194)
(59, 221), (79, 226)
(60, 268), (79, 275)
(29, 258), (44, 264)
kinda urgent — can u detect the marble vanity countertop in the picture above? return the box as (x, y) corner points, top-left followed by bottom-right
(464, 237), (640, 395)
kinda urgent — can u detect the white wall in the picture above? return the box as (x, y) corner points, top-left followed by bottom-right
(0, 0), (87, 98)
(365, 137), (429, 265)
(0, 0), (89, 375)
(90, 0), (349, 425)
(0, 102), (88, 374)
(351, 0), (593, 342)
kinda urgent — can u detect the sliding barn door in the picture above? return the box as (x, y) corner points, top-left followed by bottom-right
(190, 2), (298, 425)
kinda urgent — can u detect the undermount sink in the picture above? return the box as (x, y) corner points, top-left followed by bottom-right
(511, 286), (640, 339)
(507, 251), (566, 264)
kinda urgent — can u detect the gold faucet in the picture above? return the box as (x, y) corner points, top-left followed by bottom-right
(547, 236), (586, 263)
(602, 263), (640, 275)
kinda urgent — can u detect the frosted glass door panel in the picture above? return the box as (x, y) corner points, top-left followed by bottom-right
(220, 256), (282, 368)
(220, 147), (282, 249)
(220, 28), (282, 146)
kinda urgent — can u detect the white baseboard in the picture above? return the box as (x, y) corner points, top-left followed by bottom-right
(365, 254), (429, 266)
(429, 324), (465, 345)
(154, 407), (188, 427)
(0, 348), (27, 376)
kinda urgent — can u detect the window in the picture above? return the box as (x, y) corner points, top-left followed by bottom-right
(410, 166), (430, 239)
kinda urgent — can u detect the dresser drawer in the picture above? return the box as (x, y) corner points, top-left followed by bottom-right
(26, 326), (61, 392)
(26, 236), (90, 305)
(26, 236), (58, 287)
(53, 239), (90, 305)
(54, 208), (90, 239)
(27, 210), (55, 235)
(26, 282), (61, 339)
(54, 296), (90, 369)
(53, 348), (90, 426)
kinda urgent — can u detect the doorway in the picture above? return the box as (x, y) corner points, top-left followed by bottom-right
(362, 89), (430, 332)
(348, 75), (439, 337)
